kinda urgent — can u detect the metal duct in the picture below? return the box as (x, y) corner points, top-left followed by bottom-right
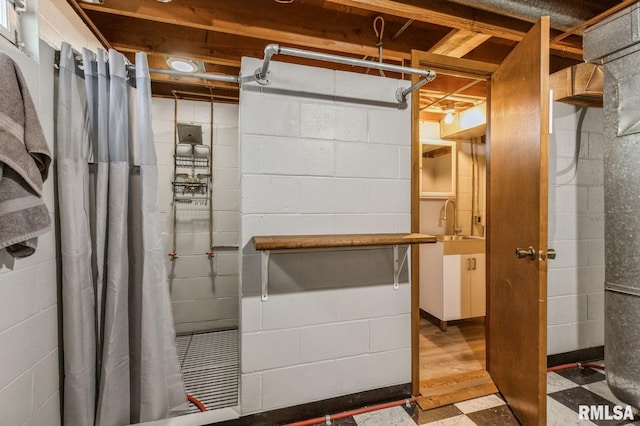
(584, 3), (640, 410)
(444, 0), (617, 31)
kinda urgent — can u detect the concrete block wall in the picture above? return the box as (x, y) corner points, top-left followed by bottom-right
(239, 57), (412, 414)
(151, 98), (240, 333)
(547, 102), (605, 355)
(0, 41), (60, 426)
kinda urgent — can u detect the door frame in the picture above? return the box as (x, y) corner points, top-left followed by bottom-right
(409, 50), (497, 396)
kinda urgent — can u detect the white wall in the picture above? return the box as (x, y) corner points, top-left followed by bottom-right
(239, 57), (412, 414)
(38, 0), (103, 53)
(151, 98), (240, 333)
(547, 103), (605, 355)
(0, 40), (59, 426)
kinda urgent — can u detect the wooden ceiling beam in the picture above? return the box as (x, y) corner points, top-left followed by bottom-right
(86, 12), (262, 66)
(66, 0), (111, 48)
(324, 0), (584, 56)
(430, 30), (492, 58)
(414, 51), (498, 79)
(79, 0), (448, 62)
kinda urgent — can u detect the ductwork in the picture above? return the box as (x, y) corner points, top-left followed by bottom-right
(550, 62), (603, 106)
(584, 3), (640, 410)
(444, 0), (618, 31)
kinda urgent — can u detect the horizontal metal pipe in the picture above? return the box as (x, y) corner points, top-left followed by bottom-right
(127, 65), (240, 84)
(277, 45), (436, 79)
(255, 44), (436, 102)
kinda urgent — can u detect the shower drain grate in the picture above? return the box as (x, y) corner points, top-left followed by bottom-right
(176, 329), (239, 413)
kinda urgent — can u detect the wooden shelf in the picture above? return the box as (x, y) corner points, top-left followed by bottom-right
(252, 233), (437, 251)
(253, 233), (436, 301)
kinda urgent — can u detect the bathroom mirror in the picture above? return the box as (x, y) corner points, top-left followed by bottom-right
(420, 139), (456, 198)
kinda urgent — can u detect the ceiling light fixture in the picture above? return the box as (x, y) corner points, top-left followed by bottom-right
(441, 102), (456, 124)
(156, 0), (173, 3)
(444, 112), (455, 124)
(165, 57), (204, 73)
(274, 0), (295, 3)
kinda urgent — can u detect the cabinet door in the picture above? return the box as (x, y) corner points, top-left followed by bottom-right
(443, 254), (466, 320)
(420, 243), (444, 318)
(470, 253), (486, 317)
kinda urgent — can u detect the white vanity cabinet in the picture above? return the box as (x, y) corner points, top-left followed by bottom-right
(420, 239), (486, 331)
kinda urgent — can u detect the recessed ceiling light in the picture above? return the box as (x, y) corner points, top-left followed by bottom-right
(165, 57), (204, 73)
(274, 0), (294, 3)
(444, 112), (455, 124)
(156, 0), (172, 2)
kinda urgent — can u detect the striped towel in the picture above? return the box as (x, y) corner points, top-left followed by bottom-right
(0, 53), (52, 258)
(0, 164), (50, 257)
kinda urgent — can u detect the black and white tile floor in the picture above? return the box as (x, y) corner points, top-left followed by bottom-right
(306, 363), (640, 425)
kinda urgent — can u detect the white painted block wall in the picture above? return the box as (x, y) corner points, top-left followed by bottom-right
(151, 98), (240, 333)
(239, 57), (412, 414)
(547, 103), (605, 355)
(0, 40), (60, 426)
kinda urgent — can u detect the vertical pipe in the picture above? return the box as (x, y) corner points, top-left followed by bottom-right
(471, 140), (476, 236)
(209, 100), (214, 255)
(172, 96), (178, 256)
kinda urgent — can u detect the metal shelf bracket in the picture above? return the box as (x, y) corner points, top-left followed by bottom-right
(261, 250), (270, 301)
(393, 245), (409, 289)
(260, 245), (409, 301)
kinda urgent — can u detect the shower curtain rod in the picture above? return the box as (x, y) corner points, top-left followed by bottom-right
(54, 49), (240, 85)
(128, 65), (240, 84)
(254, 43), (437, 103)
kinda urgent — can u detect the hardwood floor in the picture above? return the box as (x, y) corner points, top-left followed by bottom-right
(418, 315), (496, 410)
(419, 315), (486, 381)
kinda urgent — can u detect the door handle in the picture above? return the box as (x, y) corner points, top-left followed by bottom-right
(467, 258), (471, 270)
(515, 246), (536, 260)
(472, 257), (477, 270)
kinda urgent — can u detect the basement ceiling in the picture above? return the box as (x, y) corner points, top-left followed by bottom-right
(69, 0), (620, 120)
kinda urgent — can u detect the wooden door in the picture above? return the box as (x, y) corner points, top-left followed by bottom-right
(487, 17), (549, 426)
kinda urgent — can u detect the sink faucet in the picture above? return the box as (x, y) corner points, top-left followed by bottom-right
(442, 199), (461, 235)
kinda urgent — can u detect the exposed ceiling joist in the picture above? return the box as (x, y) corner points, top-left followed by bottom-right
(79, 0), (447, 62)
(67, 0), (620, 112)
(429, 29), (492, 58)
(324, 0), (584, 56)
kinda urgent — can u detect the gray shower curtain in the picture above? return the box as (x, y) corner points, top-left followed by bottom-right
(57, 42), (187, 426)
